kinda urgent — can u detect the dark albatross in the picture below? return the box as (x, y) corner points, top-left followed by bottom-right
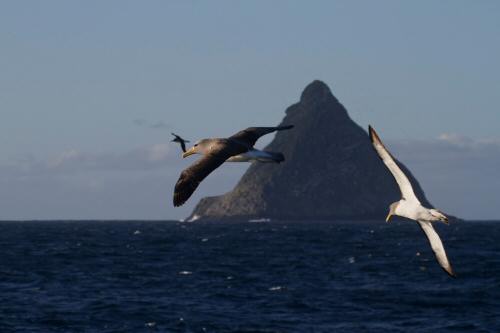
(171, 133), (190, 153)
(173, 125), (293, 207)
(369, 125), (455, 277)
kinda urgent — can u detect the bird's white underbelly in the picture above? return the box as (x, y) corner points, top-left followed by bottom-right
(396, 201), (432, 221)
(226, 149), (273, 162)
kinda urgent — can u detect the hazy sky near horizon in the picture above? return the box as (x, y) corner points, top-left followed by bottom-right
(1, 1), (499, 220)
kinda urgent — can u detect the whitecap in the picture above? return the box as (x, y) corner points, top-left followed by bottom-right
(187, 214), (200, 222)
(248, 218), (271, 223)
(269, 286), (284, 291)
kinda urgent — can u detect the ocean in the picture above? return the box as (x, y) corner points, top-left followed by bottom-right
(0, 220), (498, 332)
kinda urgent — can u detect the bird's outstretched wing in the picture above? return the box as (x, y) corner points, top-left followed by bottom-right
(171, 133), (190, 153)
(180, 141), (187, 153)
(417, 220), (455, 277)
(369, 125), (420, 203)
(173, 150), (231, 207)
(229, 125), (294, 147)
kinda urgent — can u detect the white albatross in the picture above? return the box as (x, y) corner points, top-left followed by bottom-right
(369, 125), (456, 277)
(173, 125), (293, 207)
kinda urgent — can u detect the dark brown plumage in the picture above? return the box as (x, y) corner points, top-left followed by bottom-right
(173, 148), (231, 207)
(173, 126), (294, 207)
(229, 125), (294, 148)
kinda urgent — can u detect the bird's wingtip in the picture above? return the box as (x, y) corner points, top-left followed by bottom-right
(368, 125), (376, 142)
(445, 265), (457, 278)
(173, 195), (184, 207)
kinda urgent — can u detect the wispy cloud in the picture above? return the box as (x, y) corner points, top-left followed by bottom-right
(0, 143), (183, 179)
(133, 118), (147, 126)
(149, 121), (170, 129)
(388, 133), (500, 166)
(133, 119), (171, 130)
(437, 133), (475, 147)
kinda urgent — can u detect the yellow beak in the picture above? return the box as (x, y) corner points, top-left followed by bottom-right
(182, 147), (196, 158)
(385, 212), (393, 223)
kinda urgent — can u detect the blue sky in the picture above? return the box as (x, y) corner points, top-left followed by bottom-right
(1, 1), (499, 220)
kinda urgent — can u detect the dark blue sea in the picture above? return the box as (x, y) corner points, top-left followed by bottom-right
(0, 220), (498, 332)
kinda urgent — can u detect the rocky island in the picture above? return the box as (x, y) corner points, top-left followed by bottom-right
(189, 80), (432, 221)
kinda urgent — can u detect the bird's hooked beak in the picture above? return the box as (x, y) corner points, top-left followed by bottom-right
(385, 202), (399, 222)
(182, 147), (196, 158)
(386, 205), (395, 223)
(385, 213), (392, 223)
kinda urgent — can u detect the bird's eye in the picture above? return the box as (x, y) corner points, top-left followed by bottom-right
(194, 144), (198, 147)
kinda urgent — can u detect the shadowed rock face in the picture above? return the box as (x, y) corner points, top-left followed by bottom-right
(189, 80), (432, 221)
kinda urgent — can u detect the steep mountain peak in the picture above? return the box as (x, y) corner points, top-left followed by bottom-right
(300, 80), (338, 105)
(189, 80), (432, 221)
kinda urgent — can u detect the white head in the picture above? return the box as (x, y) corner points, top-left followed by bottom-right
(182, 139), (212, 158)
(386, 202), (399, 222)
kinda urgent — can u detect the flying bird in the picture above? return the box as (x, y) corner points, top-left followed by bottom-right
(173, 125), (293, 207)
(369, 125), (455, 277)
(171, 133), (190, 153)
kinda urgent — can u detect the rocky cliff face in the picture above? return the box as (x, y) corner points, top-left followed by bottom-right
(190, 80), (432, 221)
